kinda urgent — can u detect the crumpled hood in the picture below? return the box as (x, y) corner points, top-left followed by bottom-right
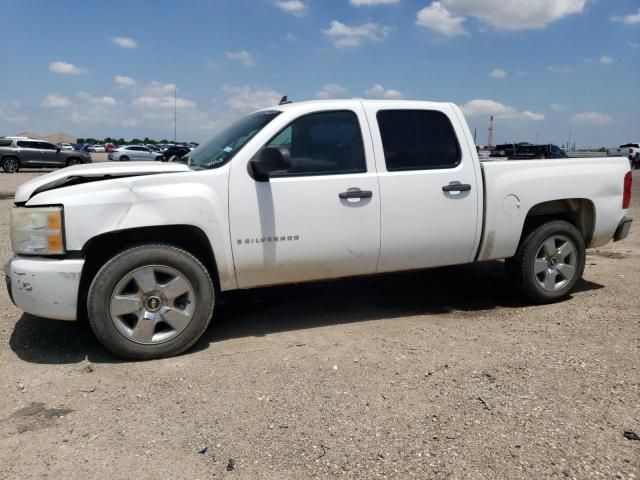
(14, 161), (191, 203)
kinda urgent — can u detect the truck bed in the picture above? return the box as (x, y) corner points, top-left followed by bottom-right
(478, 156), (631, 261)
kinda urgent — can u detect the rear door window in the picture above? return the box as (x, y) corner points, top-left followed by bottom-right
(376, 110), (461, 171)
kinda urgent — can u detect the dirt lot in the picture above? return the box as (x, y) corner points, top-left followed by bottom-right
(1, 168), (638, 479)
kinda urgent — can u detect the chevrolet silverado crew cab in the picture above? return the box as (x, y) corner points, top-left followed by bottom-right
(5, 100), (634, 359)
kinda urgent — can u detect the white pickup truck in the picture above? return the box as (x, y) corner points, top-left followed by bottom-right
(608, 143), (640, 169)
(5, 100), (634, 359)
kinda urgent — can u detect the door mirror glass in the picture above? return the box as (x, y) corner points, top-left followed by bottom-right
(250, 146), (292, 181)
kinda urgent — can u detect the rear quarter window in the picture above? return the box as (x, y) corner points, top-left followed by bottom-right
(0, 139), (13, 147)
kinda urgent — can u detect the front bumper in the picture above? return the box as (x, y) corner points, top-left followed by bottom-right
(4, 255), (84, 321)
(613, 217), (632, 242)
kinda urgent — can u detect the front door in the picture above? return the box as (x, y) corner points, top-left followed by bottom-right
(364, 104), (482, 272)
(229, 107), (381, 288)
(38, 142), (60, 165)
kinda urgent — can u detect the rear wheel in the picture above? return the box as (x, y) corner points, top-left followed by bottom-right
(87, 244), (215, 360)
(66, 158), (81, 167)
(155, 156), (163, 161)
(507, 220), (585, 303)
(2, 156), (20, 173)
(119, 155), (129, 162)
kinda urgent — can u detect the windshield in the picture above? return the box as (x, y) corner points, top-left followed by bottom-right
(186, 110), (281, 170)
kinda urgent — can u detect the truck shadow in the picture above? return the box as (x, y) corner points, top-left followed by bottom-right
(9, 260), (604, 364)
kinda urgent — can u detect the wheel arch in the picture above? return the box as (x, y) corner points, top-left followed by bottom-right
(77, 225), (220, 320)
(521, 198), (595, 246)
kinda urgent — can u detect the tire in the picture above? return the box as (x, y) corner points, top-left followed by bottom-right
(119, 155), (129, 162)
(66, 158), (81, 167)
(507, 220), (585, 304)
(87, 244), (215, 360)
(155, 156), (163, 161)
(2, 156), (20, 173)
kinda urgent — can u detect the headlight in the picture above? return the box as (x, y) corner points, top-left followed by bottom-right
(10, 207), (65, 255)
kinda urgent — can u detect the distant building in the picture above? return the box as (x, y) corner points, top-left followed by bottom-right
(13, 131), (77, 144)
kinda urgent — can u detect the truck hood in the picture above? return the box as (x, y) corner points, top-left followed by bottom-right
(14, 161), (191, 203)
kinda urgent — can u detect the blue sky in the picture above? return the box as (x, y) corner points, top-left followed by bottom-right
(0, 0), (638, 146)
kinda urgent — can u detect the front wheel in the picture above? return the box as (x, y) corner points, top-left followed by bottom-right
(87, 244), (215, 360)
(66, 158), (81, 167)
(506, 220), (585, 303)
(119, 155), (129, 162)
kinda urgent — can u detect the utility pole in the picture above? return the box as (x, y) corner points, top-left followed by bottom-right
(473, 127), (477, 145)
(487, 116), (494, 147)
(567, 130), (572, 152)
(174, 86), (177, 143)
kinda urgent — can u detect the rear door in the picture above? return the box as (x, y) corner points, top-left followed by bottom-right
(364, 103), (481, 272)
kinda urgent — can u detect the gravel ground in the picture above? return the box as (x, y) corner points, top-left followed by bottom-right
(1, 168), (638, 480)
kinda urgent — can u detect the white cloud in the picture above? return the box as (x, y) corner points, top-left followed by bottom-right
(416, 2), (467, 37)
(144, 81), (177, 96)
(489, 68), (507, 78)
(437, 0), (587, 31)
(315, 83), (348, 99)
(0, 101), (27, 123)
(364, 84), (404, 99)
(550, 103), (567, 112)
(223, 85), (282, 111)
(461, 99), (544, 121)
(77, 91), (118, 106)
(323, 20), (392, 48)
(49, 61), (88, 75)
(286, 32), (297, 42)
(570, 112), (613, 125)
(41, 94), (72, 108)
(275, 0), (307, 16)
(627, 41), (639, 49)
(547, 65), (573, 74)
(112, 36), (138, 48)
(132, 96), (196, 110)
(122, 118), (139, 128)
(350, 0), (399, 6)
(599, 55), (614, 64)
(611, 8), (640, 25)
(226, 50), (256, 67)
(114, 75), (136, 87)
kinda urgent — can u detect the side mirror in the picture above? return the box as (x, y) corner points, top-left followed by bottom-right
(250, 147), (292, 181)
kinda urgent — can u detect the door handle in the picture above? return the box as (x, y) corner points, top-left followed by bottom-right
(339, 188), (373, 199)
(442, 183), (471, 192)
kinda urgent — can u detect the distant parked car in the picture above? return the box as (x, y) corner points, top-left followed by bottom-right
(88, 144), (105, 153)
(0, 137), (91, 172)
(161, 145), (191, 161)
(108, 145), (164, 162)
(491, 143), (566, 159)
(58, 142), (74, 151)
(608, 143), (640, 169)
(104, 143), (118, 153)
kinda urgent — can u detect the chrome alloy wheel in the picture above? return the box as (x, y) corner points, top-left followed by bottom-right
(109, 265), (195, 344)
(534, 234), (577, 292)
(3, 157), (19, 173)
